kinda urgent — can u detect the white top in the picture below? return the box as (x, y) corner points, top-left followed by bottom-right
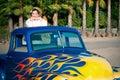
(26, 17), (47, 27)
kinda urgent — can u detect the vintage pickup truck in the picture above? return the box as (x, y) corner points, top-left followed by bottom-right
(0, 26), (120, 80)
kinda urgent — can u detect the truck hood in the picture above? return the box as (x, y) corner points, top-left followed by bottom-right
(13, 49), (120, 80)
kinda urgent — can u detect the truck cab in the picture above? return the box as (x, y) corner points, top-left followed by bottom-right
(0, 26), (120, 80)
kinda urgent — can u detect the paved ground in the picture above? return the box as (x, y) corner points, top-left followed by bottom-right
(0, 37), (120, 67)
(83, 37), (120, 67)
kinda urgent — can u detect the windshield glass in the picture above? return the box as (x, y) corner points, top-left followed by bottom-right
(31, 31), (83, 51)
(60, 32), (83, 48)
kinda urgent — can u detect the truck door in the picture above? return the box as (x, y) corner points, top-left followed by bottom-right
(6, 34), (29, 80)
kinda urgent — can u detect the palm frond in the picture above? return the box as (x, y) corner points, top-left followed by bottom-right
(100, 0), (106, 8)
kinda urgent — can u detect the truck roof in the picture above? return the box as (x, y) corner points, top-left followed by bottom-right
(12, 26), (80, 35)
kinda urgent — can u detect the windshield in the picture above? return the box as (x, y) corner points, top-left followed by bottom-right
(31, 31), (83, 51)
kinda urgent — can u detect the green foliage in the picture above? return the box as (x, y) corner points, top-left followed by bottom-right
(65, 0), (82, 6)
(0, 3), (11, 15)
(58, 8), (68, 26)
(86, 10), (94, 28)
(72, 10), (81, 27)
(99, 0), (106, 8)
(23, 5), (33, 18)
(99, 11), (107, 28)
(48, 4), (61, 12)
(111, 1), (119, 20)
(0, 16), (8, 26)
(111, 19), (118, 28)
(111, 1), (119, 28)
(58, 19), (67, 26)
(61, 4), (69, 10)
(13, 9), (22, 16)
(72, 18), (81, 27)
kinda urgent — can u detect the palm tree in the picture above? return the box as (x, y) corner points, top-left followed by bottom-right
(8, 15), (13, 33)
(106, 0), (112, 37)
(7, 0), (13, 32)
(94, 0), (99, 37)
(82, 0), (93, 37)
(60, 3), (73, 27)
(1, 0), (28, 30)
(49, 4), (61, 26)
(82, 0), (87, 37)
(65, 0), (83, 27)
(94, 0), (106, 37)
(19, 0), (23, 27)
(16, 0), (34, 27)
(62, 0), (73, 27)
(3, 0), (24, 28)
(0, 0), (14, 32)
(68, 4), (73, 27)
(12, 1), (24, 27)
(48, 0), (61, 26)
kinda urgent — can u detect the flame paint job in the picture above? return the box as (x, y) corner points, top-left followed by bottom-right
(13, 54), (85, 80)
(11, 54), (115, 80)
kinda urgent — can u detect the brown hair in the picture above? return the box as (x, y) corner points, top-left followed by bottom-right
(30, 8), (40, 15)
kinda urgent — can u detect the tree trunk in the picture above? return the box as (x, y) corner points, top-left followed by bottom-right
(118, 0), (120, 36)
(19, 14), (23, 27)
(19, 0), (23, 27)
(82, 0), (87, 37)
(8, 15), (13, 33)
(52, 12), (58, 26)
(106, 0), (112, 37)
(94, 0), (100, 37)
(8, 0), (13, 32)
(68, 13), (72, 27)
(68, 5), (73, 27)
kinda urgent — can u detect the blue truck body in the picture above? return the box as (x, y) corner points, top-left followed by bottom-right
(0, 26), (120, 80)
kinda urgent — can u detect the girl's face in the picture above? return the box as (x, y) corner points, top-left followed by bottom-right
(31, 10), (39, 18)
